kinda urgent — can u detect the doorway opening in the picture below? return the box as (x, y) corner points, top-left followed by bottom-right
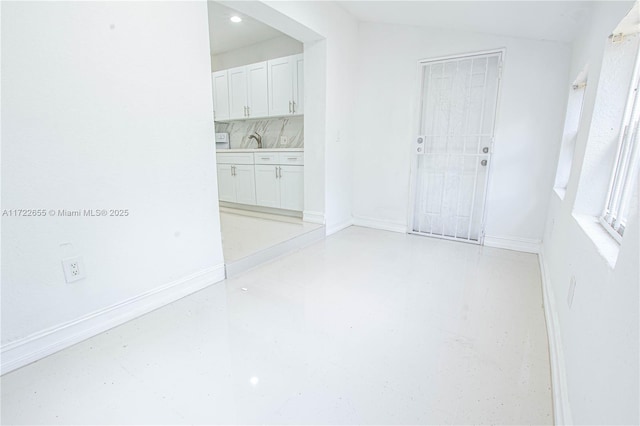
(207, 1), (326, 275)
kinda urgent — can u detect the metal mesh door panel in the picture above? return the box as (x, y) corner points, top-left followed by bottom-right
(413, 53), (501, 243)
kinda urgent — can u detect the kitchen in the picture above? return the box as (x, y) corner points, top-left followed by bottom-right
(208, 2), (323, 274)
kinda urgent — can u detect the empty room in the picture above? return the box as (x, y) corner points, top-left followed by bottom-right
(1, 1), (638, 424)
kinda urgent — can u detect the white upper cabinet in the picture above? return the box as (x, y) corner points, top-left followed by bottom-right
(268, 56), (294, 116)
(214, 54), (303, 121)
(246, 62), (269, 118)
(268, 54), (304, 116)
(211, 70), (230, 121)
(228, 66), (248, 120)
(292, 54), (304, 115)
(227, 62), (269, 120)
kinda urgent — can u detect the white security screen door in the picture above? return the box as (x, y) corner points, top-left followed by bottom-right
(412, 52), (502, 243)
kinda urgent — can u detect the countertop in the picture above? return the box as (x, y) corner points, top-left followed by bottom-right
(216, 148), (304, 153)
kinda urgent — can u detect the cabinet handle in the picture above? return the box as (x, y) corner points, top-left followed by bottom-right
(292, 101), (296, 113)
(278, 166), (282, 178)
(289, 101), (292, 113)
(247, 106), (250, 117)
(287, 157), (297, 160)
(261, 157), (270, 160)
(275, 166), (279, 178)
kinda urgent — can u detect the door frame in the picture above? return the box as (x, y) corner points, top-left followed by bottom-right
(406, 48), (506, 245)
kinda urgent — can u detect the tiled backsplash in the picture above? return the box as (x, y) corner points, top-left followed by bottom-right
(215, 116), (303, 149)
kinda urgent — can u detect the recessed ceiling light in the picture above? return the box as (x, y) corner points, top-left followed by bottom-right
(230, 15), (242, 23)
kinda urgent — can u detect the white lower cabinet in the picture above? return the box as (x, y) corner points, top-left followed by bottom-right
(255, 164), (304, 211)
(254, 164), (304, 211)
(216, 164), (236, 203)
(234, 165), (257, 205)
(255, 165), (280, 208)
(279, 166), (304, 211)
(216, 163), (256, 205)
(216, 151), (303, 211)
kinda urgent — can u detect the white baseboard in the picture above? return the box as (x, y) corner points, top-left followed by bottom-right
(226, 226), (325, 277)
(352, 216), (408, 234)
(326, 218), (353, 236)
(220, 206), (302, 224)
(483, 235), (541, 253)
(303, 210), (325, 225)
(1, 265), (226, 375)
(538, 249), (573, 425)
(220, 202), (302, 219)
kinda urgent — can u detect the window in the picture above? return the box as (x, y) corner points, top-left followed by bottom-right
(601, 40), (640, 242)
(554, 68), (587, 197)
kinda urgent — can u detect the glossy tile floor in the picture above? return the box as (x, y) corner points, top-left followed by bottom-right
(220, 209), (322, 262)
(1, 227), (552, 425)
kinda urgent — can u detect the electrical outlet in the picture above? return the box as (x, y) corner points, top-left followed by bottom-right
(279, 136), (289, 146)
(567, 275), (576, 309)
(62, 256), (86, 283)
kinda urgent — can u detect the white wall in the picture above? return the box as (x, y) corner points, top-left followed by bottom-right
(1, 1), (224, 370)
(541, 1), (639, 424)
(301, 39), (327, 225)
(262, 1), (358, 234)
(211, 34), (302, 71)
(225, 1), (359, 233)
(352, 23), (571, 245)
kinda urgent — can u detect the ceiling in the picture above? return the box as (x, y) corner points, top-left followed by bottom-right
(338, 1), (595, 43)
(208, 1), (599, 56)
(207, 1), (288, 55)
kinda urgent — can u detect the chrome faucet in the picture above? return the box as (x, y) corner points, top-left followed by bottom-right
(248, 132), (262, 149)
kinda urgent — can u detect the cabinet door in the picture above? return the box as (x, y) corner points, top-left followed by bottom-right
(292, 54), (304, 115)
(211, 71), (230, 121)
(268, 57), (293, 116)
(233, 164), (257, 205)
(228, 66), (248, 120)
(247, 61), (269, 118)
(216, 164), (235, 203)
(254, 165), (280, 208)
(279, 165), (304, 211)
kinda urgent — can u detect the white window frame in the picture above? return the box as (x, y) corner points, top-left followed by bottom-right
(601, 42), (640, 243)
